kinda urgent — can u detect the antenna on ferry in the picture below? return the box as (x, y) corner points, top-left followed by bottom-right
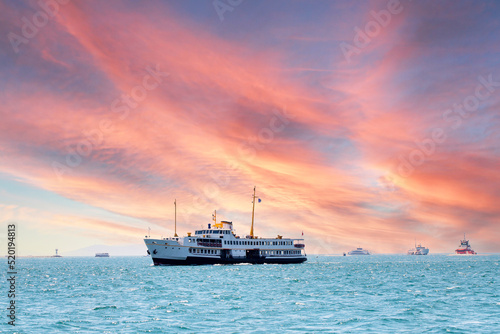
(148, 227), (151, 238)
(174, 199), (178, 237)
(250, 186), (258, 239)
(213, 210), (217, 225)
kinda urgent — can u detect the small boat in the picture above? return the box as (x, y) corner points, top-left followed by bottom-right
(95, 253), (110, 257)
(347, 247), (370, 255)
(455, 234), (476, 255)
(407, 241), (429, 255)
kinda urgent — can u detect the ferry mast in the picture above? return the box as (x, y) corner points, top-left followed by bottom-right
(174, 199), (178, 237)
(250, 186), (257, 238)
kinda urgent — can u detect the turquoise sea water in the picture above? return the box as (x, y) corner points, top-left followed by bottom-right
(2, 255), (499, 333)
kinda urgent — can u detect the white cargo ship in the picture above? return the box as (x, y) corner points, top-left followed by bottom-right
(144, 187), (306, 265)
(407, 241), (429, 255)
(347, 247), (370, 255)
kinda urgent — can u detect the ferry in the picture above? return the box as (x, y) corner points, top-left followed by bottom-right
(347, 247), (370, 255)
(455, 234), (476, 255)
(407, 241), (429, 255)
(95, 253), (110, 257)
(144, 187), (307, 265)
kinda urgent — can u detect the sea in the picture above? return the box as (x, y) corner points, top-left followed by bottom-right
(2, 254), (499, 333)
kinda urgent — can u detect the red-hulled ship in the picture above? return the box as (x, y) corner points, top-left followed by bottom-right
(455, 234), (476, 255)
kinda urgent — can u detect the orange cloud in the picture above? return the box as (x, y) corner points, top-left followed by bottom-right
(1, 0), (499, 255)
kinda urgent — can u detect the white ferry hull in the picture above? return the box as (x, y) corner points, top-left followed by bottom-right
(151, 256), (306, 265)
(407, 248), (429, 255)
(145, 238), (307, 266)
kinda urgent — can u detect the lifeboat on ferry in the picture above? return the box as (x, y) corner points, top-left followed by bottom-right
(294, 243), (305, 248)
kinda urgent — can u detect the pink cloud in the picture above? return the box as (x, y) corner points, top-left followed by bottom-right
(1, 0), (499, 254)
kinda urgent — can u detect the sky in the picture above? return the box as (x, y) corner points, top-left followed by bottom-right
(0, 0), (499, 255)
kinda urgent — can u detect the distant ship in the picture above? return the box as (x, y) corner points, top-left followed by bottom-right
(52, 249), (62, 258)
(348, 247), (370, 255)
(144, 187), (307, 265)
(455, 234), (476, 255)
(407, 241), (429, 255)
(95, 253), (110, 257)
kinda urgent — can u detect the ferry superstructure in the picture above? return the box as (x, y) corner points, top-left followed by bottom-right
(144, 187), (307, 265)
(455, 234), (476, 255)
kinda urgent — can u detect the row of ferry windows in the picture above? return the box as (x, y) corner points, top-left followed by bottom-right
(188, 238), (293, 246)
(188, 248), (300, 256)
(261, 250), (301, 255)
(188, 239), (221, 243)
(224, 240), (292, 246)
(189, 248), (220, 255)
(195, 230), (230, 235)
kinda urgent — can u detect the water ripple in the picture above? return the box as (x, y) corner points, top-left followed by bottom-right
(3, 255), (499, 332)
